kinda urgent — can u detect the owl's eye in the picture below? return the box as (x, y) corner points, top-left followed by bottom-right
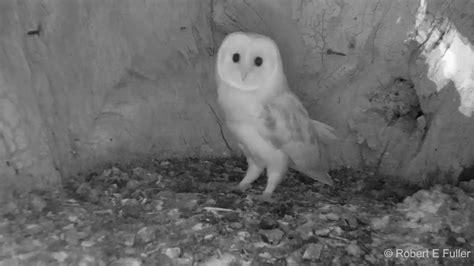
(254, 56), (263, 67)
(232, 53), (240, 63)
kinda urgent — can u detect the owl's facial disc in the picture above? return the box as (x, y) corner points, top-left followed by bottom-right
(217, 33), (281, 92)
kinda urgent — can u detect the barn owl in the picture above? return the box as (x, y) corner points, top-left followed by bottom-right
(216, 32), (337, 202)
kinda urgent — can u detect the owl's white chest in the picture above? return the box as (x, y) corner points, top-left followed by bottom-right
(218, 83), (281, 166)
(217, 84), (262, 125)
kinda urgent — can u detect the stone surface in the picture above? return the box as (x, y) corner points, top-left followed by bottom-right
(0, 0), (473, 200)
(303, 243), (324, 261)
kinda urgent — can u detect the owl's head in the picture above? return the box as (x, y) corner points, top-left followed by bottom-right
(216, 32), (284, 92)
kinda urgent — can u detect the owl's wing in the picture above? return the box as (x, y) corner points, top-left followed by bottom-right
(258, 92), (337, 186)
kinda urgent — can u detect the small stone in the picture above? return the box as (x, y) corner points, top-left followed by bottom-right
(364, 254), (378, 264)
(163, 247), (181, 259)
(314, 228), (330, 236)
(319, 204), (333, 213)
(223, 211), (240, 223)
(17, 251), (37, 261)
(370, 215), (390, 230)
(124, 248), (136, 255)
(122, 199), (141, 218)
(118, 232), (135, 247)
(456, 237), (466, 243)
(296, 221), (316, 240)
(160, 161), (170, 166)
(303, 243), (324, 260)
(151, 200), (164, 211)
(30, 195), (47, 212)
(287, 232), (303, 247)
(112, 257), (141, 266)
(259, 229), (284, 245)
(120, 173), (130, 182)
(150, 254), (174, 266)
(416, 115), (426, 131)
(175, 254), (193, 265)
(330, 226), (344, 235)
(177, 194), (199, 210)
(229, 222), (242, 229)
(126, 180), (140, 190)
(102, 168), (112, 177)
(322, 213), (339, 221)
(81, 240), (95, 248)
(25, 224), (42, 235)
(63, 223), (75, 230)
(204, 198), (216, 206)
(237, 231), (250, 240)
(111, 167), (122, 176)
(203, 234), (214, 240)
(68, 215), (79, 223)
(346, 241), (363, 257)
(93, 209), (113, 215)
(147, 173), (160, 183)
(65, 229), (87, 246)
(259, 215), (279, 230)
(343, 204), (358, 212)
(167, 208), (180, 219)
(110, 184), (119, 193)
(192, 223), (205, 231)
(157, 190), (174, 198)
(132, 167), (147, 179)
(76, 183), (100, 203)
(78, 255), (96, 266)
(459, 180), (474, 193)
(287, 250), (303, 266)
(135, 226), (156, 244)
(342, 214), (359, 229)
(76, 183), (92, 198)
(202, 253), (238, 266)
(47, 239), (68, 252)
(51, 251), (68, 262)
(258, 252), (273, 260)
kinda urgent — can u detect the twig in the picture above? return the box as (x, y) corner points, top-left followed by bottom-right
(204, 207), (238, 213)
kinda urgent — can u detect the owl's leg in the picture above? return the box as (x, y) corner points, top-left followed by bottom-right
(235, 157), (264, 191)
(255, 152), (288, 203)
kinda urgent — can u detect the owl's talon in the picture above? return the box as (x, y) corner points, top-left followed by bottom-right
(229, 183), (250, 194)
(252, 194), (277, 204)
(236, 183), (251, 191)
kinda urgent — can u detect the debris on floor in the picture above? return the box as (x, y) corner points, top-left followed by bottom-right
(0, 157), (472, 265)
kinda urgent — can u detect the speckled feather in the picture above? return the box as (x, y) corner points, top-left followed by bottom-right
(258, 90), (336, 185)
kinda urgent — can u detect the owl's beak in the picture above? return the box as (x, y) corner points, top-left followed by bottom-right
(240, 71), (248, 81)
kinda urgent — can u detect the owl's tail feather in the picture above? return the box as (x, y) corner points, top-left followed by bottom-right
(311, 120), (338, 144)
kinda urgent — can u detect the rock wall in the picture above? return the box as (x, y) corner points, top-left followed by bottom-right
(0, 0), (227, 201)
(405, 0), (474, 182)
(0, 0), (473, 201)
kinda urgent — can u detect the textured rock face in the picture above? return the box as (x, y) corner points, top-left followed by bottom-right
(0, 0), (226, 201)
(0, 1), (61, 200)
(404, 0), (474, 182)
(0, 0), (473, 200)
